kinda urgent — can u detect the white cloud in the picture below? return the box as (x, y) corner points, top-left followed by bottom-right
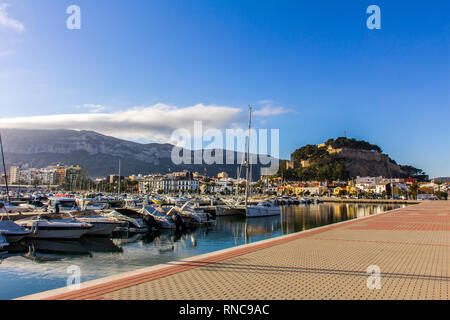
(0, 3), (25, 32)
(0, 103), (242, 143)
(254, 106), (289, 117)
(253, 100), (291, 117)
(82, 104), (108, 113)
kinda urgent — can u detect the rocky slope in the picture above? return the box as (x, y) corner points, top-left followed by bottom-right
(282, 137), (426, 180)
(332, 148), (407, 177)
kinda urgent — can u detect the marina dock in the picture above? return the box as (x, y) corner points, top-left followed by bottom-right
(18, 200), (449, 300)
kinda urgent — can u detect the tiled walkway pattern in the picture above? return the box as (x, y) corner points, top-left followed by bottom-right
(33, 201), (450, 300)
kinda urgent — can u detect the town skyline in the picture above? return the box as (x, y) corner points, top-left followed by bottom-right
(1, 1), (449, 177)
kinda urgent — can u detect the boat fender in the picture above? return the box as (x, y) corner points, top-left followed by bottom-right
(31, 221), (38, 234)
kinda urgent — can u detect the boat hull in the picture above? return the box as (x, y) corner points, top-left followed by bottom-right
(246, 207), (281, 218)
(3, 233), (30, 243)
(215, 206), (246, 216)
(30, 228), (92, 239)
(84, 222), (122, 236)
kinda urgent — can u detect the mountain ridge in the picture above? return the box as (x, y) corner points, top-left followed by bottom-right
(0, 128), (274, 178)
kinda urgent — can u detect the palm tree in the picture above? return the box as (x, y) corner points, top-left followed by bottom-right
(409, 183), (420, 200)
(435, 180), (443, 193)
(434, 180), (445, 200)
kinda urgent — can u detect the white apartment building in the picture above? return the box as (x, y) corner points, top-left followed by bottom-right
(8, 166), (20, 184)
(356, 176), (384, 186)
(139, 175), (199, 193)
(20, 168), (40, 185)
(39, 167), (57, 185)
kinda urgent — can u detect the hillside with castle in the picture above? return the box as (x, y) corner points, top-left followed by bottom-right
(279, 137), (427, 181)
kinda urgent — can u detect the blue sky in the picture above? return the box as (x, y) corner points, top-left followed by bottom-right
(0, 0), (449, 177)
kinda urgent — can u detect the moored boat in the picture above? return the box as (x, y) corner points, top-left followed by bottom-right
(246, 200), (281, 218)
(101, 208), (149, 233)
(47, 197), (80, 213)
(0, 220), (32, 242)
(163, 202), (215, 227)
(16, 216), (93, 239)
(142, 206), (176, 229)
(71, 215), (124, 236)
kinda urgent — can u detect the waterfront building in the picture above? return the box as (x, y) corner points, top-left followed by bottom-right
(39, 167), (56, 185)
(108, 174), (124, 184)
(375, 182), (392, 195)
(8, 166), (20, 185)
(356, 176), (384, 186)
(139, 175), (199, 193)
(51, 166), (67, 185)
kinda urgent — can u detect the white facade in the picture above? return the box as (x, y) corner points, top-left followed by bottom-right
(356, 176), (384, 186)
(375, 183), (390, 194)
(139, 176), (199, 193)
(8, 166), (20, 184)
(39, 168), (56, 185)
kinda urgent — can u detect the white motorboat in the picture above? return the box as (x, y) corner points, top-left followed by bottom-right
(101, 209), (149, 233)
(79, 198), (108, 211)
(167, 196), (187, 205)
(16, 216), (93, 239)
(216, 199), (246, 216)
(0, 220), (32, 242)
(124, 198), (145, 210)
(246, 200), (281, 218)
(0, 201), (25, 214)
(47, 197), (81, 213)
(142, 206), (176, 229)
(164, 202), (215, 227)
(71, 215), (124, 236)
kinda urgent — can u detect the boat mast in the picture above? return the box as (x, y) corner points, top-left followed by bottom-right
(118, 159), (121, 197)
(0, 134), (10, 203)
(245, 106), (252, 208)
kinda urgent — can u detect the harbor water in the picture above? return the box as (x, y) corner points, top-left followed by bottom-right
(0, 203), (405, 299)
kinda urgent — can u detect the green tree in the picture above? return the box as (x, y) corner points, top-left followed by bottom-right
(409, 184), (420, 200)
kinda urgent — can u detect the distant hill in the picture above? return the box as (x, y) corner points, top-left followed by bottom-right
(0, 129), (276, 179)
(279, 137), (427, 181)
(433, 177), (450, 183)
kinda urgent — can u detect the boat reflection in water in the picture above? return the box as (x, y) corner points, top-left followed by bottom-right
(216, 203), (407, 244)
(111, 228), (204, 255)
(0, 237), (123, 264)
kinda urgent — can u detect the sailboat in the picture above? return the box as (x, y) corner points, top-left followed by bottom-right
(0, 134), (32, 242)
(215, 128), (249, 216)
(244, 107), (281, 218)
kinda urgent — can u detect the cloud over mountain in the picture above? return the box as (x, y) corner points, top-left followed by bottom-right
(0, 103), (242, 143)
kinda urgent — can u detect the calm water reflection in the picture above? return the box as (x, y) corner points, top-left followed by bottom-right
(0, 203), (405, 299)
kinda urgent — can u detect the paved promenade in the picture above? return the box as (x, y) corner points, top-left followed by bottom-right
(20, 201), (449, 300)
